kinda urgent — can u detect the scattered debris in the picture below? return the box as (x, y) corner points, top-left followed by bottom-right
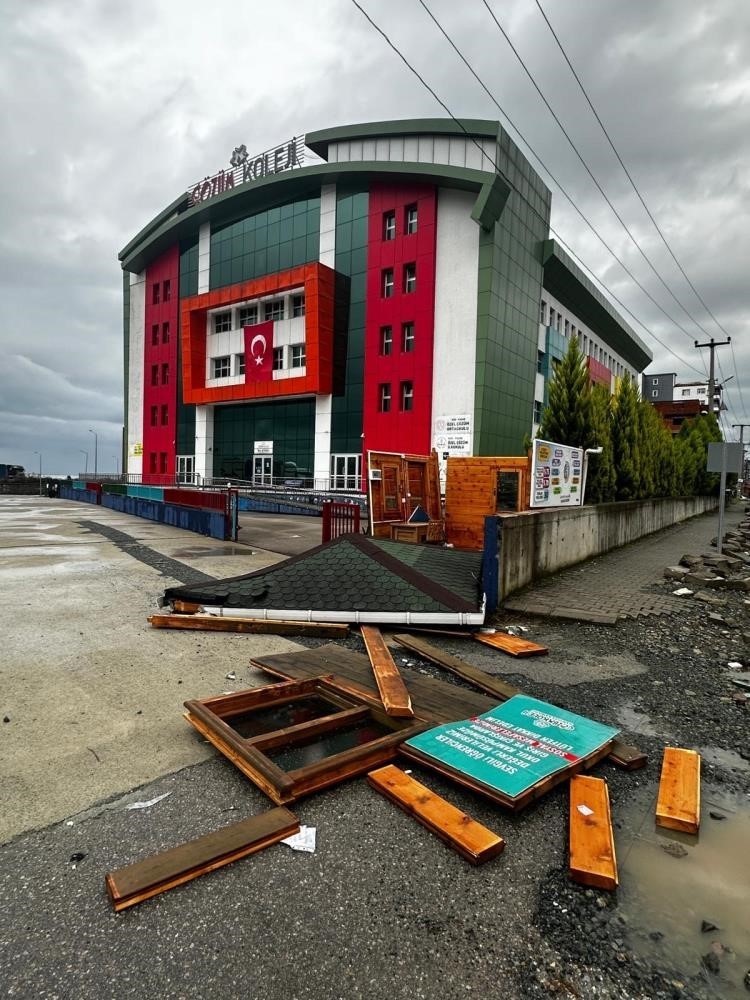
(709, 810), (727, 821)
(281, 825), (316, 853)
(225, 671), (236, 681)
(360, 625), (414, 718)
(656, 748), (700, 834)
(148, 613), (348, 638)
(569, 775), (618, 891)
(69, 852), (87, 864)
(126, 792), (172, 811)
(3, 715), (10, 723)
(660, 841), (688, 859)
(701, 951), (720, 975)
(727, 661), (744, 670)
(701, 920), (718, 933)
(474, 631), (549, 657)
(672, 587), (694, 597)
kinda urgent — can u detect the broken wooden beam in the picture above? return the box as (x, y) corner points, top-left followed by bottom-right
(607, 740), (648, 771)
(360, 625), (414, 718)
(148, 614), (348, 638)
(393, 633), (520, 702)
(367, 764), (504, 865)
(105, 807), (299, 912)
(569, 774), (618, 891)
(655, 747), (701, 834)
(473, 631), (549, 657)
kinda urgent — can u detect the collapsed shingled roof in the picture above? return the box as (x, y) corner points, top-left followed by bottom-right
(164, 534), (484, 620)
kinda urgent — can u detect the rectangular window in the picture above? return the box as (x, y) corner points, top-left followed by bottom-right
(382, 269), (394, 298)
(161, 362), (169, 384)
(236, 353), (245, 376)
(152, 284), (160, 305)
(264, 299), (285, 321)
(549, 310), (556, 329)
(151, 364), (159, 386)
(379, 383), (391, 413)
(652, 378), (659, 386)
(162, 322), (170, 344)
(163, 279), (171, 302)
(239, 305), (258, 327)
(150, 324), (159, 347)
(290, 344), (306, 368)
(161, 404), (169, 425)
(159, 452), (168, 475)
(652, 390), (658, 398)
(400, 381), (414, 412)
(213, 311), (232, 333)
(291, 294), (305, 318)
(537, 350), (544, 374)
(273, 347), (284, 370)
(401, 322), (415, 353)
(149, 453), (157, 474)
(213, 356), (231, 378)
(150, 405), (158, 426)
(540, 300), (547, 324)
(383, 211), (396, 241)
(533, 400), (543, 423)
(681, 388), (691, 397)
(564, 319), (570, 336)
(405, 204), (417, 234)
(404, 263), (416, 294)
(380, 326), (393, 356)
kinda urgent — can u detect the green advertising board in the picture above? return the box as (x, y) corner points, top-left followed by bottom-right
(404, 695), (619, 802)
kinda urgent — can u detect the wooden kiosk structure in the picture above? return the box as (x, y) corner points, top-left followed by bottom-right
(367, 450), (444, 542)
(444, 455), (531, 550)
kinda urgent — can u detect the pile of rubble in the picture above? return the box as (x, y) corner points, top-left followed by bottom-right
(665, 514), (750, 604)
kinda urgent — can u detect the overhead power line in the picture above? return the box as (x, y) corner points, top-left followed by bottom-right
(349, 0), (706, 378)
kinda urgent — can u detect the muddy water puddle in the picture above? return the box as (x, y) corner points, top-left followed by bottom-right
(617, 784), (750, 997)
(615, 701), (668, 738)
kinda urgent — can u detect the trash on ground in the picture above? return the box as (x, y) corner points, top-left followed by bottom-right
(126, 792), (172, 811)
(656, 748), (701, 834)
(569, 775), (618, 890)
(281, 825), (316, 853)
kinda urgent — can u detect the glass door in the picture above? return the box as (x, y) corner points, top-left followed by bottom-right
(176, 455), (195, 484)
(253, 455), (273, 485)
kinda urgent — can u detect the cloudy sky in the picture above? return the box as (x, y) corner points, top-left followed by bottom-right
(1, 0), (748, 476)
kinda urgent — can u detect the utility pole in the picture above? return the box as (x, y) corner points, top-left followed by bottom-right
(694, 337), (731, 415)
(732, 424), (750, 487)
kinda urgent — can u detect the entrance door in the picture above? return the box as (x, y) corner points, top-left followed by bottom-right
(380, 461), (404, 522)
(406, 462), (426, 517)
(176, 455), (195, 484)
(253, 455), (272, 485)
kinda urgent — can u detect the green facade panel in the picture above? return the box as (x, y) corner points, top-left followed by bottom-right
(212, 399), (315, 481)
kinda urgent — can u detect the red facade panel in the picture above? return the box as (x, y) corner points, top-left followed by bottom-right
(143, 246), (179, 485)
(362, 184), (437, 457)
(587, 356), (612, 388)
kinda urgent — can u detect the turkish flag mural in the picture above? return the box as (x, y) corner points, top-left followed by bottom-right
(243, 321), (274, 382)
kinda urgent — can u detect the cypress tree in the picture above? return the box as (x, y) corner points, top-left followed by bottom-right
(585, 383), (616, 503)
(612, 376), (642, 500)
(539, 336), (592, 448)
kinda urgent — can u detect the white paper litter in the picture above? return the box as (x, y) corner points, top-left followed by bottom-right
(576, 804), (594, 817)
(126, 792), (172, 811)
(673, 587), (694, 596)
(225, 671), (237, 681)
(281, 825), (316, 853)
(727, 661), (744, 670)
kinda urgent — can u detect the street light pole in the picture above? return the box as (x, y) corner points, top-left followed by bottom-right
(79, 449), (88, 475)
(33, 451), (42, 496)
(88, 429), (98, 478)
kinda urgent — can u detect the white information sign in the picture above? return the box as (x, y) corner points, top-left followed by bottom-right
(253, 440), (273, 455)
(530, 438), (583, 508)
(433, 414), (473, 457)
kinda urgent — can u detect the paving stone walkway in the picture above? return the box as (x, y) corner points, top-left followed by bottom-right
(502, 505), (745, 624)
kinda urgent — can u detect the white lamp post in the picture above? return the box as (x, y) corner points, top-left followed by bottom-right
(79, 449), (88, 475)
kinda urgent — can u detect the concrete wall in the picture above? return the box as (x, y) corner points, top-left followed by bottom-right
(497, 496), (718, 599)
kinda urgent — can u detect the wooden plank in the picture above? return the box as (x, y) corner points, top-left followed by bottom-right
(655, 747), (701, 834)
(360, 625), (414, 718)
(106, 807), (298, 912)
(569, 775), (618, 891)
(148, 614), (348, 638)
(367, 764), (505, 865)
(608, 740), (648, 771)
(393, 633), (520, 702)
(172, 600), (202, 614)
(473, 632), (549, 658)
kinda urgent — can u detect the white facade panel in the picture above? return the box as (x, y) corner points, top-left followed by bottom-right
(194, 405), (214, 481)
(314, 394), (333, 485)
(541, 290), (634, 386)
(198, 223), (210, 294)
(431, 188), (480, 470)
(126, 271), (145, 476)
(325, 134), (500, 173)
(319, 183), (337, 268)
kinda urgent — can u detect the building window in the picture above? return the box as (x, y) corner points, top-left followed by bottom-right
(273, 347), (284, 370)
(161, 404), (169, 425)
(382, 269), (394, 298)
(380, 326), (393, 356)
(213, 356), (230, 378)
(540, 300), (547, 324)
(290, 344), (306, 368)
(150, 405), (158, 426)
(681, 388), (691, 397)
(264, 299), (285, 321)
(162, 322), (170, 344)
(652, 390), (658, 398)
(533, 400), (543, 423)
(401, 322), (415, 353)
(379, 383), (391, 413)
(163, 279), (171, 302)
(149, 453), (157, 474)
(239, 305), (258, 327)
(161, 363), (169, 384)
(400, 381), (414, 412)
(564, 319), (570, 336)
(236, 354), (245, 376)
(292, 294), (305, 318)
(213, 311), (232, 333)
(159, 452), (168, 475)
(151, 324), (159, 347)
(652, 378), (659, 386)
(151, 364), (159, 386)
(152, 284), (160, 305)
(405, 204), (417, 234)
(549, 310), (556, 330)
(383, 211), (396, 241)
(537, 350), (544, 374)
(404, 263), (416, 294)
(330, 454), (362, 491)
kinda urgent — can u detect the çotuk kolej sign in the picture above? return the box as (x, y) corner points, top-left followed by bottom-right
(530, 438), (583, 508)
(188, 136), (305, 206)
(404, 695), (619, 803)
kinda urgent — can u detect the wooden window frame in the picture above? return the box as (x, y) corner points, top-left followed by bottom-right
(184, 676), (426, 804)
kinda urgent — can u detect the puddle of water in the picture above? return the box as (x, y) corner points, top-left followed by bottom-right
(615, 702), (664, 738)
(698, 746), (750, 775)
(618, 785), (750, 997)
